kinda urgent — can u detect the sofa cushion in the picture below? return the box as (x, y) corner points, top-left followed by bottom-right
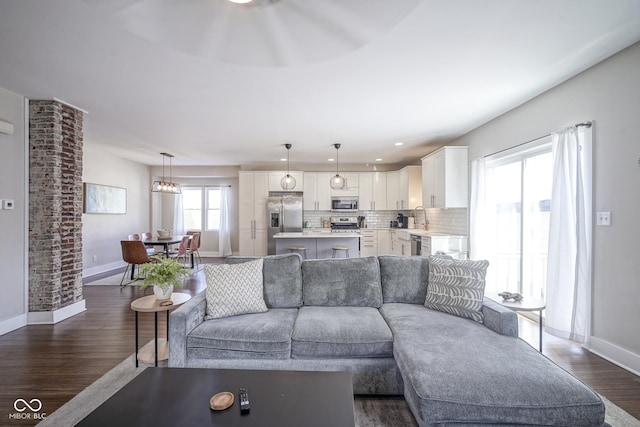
(226, 254), (303, 308)
(291, 306), (393, 358)
(380, 303), (605, 426)
(187, 308), (298, 359)
(424, 256), (488, 323)
(204, 259), (268, 319)
(378, 256), (429, 304)
(301, 257), (382, 307)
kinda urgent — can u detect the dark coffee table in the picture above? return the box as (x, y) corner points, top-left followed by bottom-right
(75, 368), (355, 427)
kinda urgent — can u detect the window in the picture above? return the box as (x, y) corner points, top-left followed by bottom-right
(182, 186), (222, 231)
(206, 188), (221, 230)
(182, 188), (202, 230)
(483, 139), (552, 300)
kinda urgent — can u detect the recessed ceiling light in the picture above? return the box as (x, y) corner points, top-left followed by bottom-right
(228, 0), (253, 4)
(394, 142), (404, 146)
(328, 158), (335, 162)
(280, 158), (287, 161)
(375, 158), (383, 162)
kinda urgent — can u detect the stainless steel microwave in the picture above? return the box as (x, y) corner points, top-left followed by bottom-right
(331, 196), (358, 212)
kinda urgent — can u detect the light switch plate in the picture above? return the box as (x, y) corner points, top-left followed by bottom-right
(2, 199), (15, 210)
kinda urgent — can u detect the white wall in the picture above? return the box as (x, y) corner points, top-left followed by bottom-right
(83, 145), (150, 277)
(0, 87), (27, 335)
(453, 42), (640, 372)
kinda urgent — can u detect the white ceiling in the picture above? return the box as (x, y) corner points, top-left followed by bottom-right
(1, 0), (639, 169)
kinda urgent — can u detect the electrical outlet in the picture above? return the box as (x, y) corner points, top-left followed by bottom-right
(596, 212), (611, 226)
(92, 255), (98, 262)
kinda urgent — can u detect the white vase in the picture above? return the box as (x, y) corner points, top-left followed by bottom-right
(153, 284), (173, 301)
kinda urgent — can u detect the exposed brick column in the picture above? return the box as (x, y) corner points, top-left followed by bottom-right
(29, 100), (83, 312)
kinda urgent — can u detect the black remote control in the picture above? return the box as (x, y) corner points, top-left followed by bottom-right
(239, 387), (250, 414)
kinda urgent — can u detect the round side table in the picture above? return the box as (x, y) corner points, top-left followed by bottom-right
(131, 293), (191, 367)
(487, 293), (546, 352)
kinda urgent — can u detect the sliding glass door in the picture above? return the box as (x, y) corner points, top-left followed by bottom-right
(484, 142), (552, 300)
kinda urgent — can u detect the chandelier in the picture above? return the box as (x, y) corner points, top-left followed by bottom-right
(329, 143), (346, 190)
(280, 143), (296, 190)
(151, 152), (181, 194)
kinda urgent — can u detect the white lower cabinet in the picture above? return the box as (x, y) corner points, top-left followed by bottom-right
(377, 229), (391, 255)
(359, 229), (377, 257)
(390, 230), (410, 256)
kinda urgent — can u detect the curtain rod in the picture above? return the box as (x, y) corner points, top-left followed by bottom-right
(484, 121), (592, 158)
(181, 184), (232, 187)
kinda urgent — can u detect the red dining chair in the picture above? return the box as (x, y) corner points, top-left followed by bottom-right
(168, 235), (191, 265)
(141, 232), (159, 256)
(188, 232), (202, 267)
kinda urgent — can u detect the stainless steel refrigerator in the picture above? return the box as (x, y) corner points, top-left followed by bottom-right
(267, 192), (303, 255)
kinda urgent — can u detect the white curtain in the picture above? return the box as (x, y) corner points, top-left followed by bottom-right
(218, 186), (232, 257)
(173, 193), (185, 236)
(545, 125), (593, 344)
(469, 157), (499, 291)
(470, 157), (488, 260)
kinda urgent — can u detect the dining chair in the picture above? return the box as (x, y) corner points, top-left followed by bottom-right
(188, 232), (202, 267)
(186, 231), (202, 250)
(168, 235), (191, 266)
(141, 231), (159, 256)
(128, 233), (141, 241)
(120, 240), (154, 287)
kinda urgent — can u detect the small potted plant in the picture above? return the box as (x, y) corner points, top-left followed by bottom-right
(137, 256), (191, 300)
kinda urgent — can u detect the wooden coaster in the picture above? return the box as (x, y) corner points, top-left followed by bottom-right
(210, 391), (234, 411)
(159, 300), (173, 307)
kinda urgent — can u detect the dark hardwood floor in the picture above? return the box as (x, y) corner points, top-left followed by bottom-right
(1, 261), (639, 426)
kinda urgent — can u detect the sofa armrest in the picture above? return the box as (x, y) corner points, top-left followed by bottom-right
(169, 291), (207, 367)
(481, 297), (518, 337)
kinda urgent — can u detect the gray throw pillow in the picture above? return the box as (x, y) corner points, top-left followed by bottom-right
(204, 258), (268, 319)
(424, 256), (489, 323)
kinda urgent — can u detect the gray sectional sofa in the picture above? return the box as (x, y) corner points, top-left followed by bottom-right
(169, 254), (606, 426)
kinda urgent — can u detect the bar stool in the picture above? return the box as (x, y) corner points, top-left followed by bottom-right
(289, 246), (307, 260)
(332, 246), (350, 258)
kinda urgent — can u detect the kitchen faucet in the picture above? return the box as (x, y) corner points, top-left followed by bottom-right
(413, 206), (429, 230)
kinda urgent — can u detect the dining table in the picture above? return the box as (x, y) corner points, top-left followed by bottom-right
(141, 235), (194, 268)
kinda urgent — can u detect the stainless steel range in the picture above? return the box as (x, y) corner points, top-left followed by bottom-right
(330, 216), (360, 233)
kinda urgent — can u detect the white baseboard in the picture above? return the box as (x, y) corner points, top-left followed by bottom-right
(0, 313), (28, 336)
(83, 261), (126, 278)
(27, 300), (86, 325)
(588, 336), (640, 377)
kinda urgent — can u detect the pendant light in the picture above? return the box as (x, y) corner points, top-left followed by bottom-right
(280, 143), (297, 190)
(329, 143), (346, 190)
(151, 152), (182, 194)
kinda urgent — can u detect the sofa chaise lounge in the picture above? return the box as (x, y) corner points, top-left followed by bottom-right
(169, 254), (605, 426)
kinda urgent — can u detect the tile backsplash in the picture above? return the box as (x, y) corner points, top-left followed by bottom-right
(303, 208), (468, 236)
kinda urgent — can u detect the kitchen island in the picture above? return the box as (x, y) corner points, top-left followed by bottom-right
(273, 230), (360, 259)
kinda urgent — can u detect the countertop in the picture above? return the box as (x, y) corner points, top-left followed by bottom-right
(274, 231), (361, 239)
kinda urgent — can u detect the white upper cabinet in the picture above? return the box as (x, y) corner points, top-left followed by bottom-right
(267, 171), (304, 192)
(421, 146), (468, 208)
(400, 166), (422, 210)
(388, 166), (422, 210)
(303, 172), (332, 211)
(358, 172), (387, 211)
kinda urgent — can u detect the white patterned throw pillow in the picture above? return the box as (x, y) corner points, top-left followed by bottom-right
(204, 259), (268, 319)
(425, 256), (489, 323)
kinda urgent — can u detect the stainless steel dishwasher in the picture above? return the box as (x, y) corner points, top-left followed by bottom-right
(410, 234), (422, 256)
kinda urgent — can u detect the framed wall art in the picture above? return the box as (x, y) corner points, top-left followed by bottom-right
(83, 183), (127, 214)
